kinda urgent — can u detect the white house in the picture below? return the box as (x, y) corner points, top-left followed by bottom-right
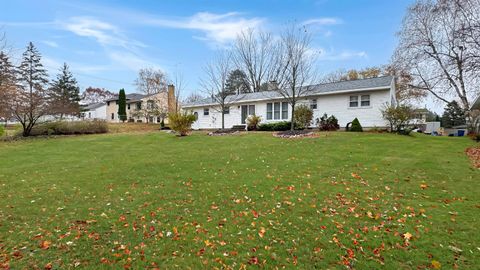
(83, 103), (107, 120)
(183, 76), (396, 130)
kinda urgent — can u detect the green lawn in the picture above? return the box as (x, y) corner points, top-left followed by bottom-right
(0, 132), (478, 269)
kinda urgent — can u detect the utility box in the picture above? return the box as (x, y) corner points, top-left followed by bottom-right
(425, 122), (441, 134)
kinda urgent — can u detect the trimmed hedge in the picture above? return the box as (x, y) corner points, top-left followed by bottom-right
(258, 121), (292, 131)
(27, 121), (109, 136)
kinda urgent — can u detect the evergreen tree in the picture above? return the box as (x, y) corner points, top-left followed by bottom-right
(225, 69), (250, 95)
(118, 88), (127, 122)
(49, 63), (80, 119)
(16, 42), (49, 136)
(349, 118), (363, 132)
(0, 51), (17, 125)
(441, 101), (466, 128)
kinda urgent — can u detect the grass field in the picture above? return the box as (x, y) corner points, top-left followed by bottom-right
(0, 131), (479, 269)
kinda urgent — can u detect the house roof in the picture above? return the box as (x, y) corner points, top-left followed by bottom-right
(85, 102), (105, 110)
(183, 76), (394, 108)
(106, 93), (159, 103)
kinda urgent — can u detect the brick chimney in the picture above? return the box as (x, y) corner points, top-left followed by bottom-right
(167, 84), (176, 113)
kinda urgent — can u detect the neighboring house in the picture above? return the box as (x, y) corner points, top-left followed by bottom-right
(82, 103), (107, 120)
(105, 85), (176, 123)
(183, 76), (396, 130)
(411, 108), (430, 125)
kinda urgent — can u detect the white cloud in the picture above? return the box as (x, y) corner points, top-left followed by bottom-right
(302, 17), (342, 26)
(144, 12), (264, 46)
(317, 48), (368, 61)
(61, 16), (146, 50)
(108, 51), (161, 72)
(41, 40), (59, 48)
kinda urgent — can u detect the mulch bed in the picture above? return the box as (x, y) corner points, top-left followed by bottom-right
(273, 130), (317, 138)
(208, 129), (240, 136)
(465, 146), (480, 168)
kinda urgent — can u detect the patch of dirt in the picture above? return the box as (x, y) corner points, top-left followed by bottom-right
(208, 129), (240, 136)
(465, 146), (480, 168)
(273, 130), (317, 138)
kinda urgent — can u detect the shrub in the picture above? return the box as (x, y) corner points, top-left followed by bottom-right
(293, 105), (313, 130)
(381, 104), (413, 133)
(0, 125), (4, 137)
(246, 114), (261, 131)
(26, 121), (109, 136)
(316, 113), (339, 131)
(168, 112), (196, 136)
(258, 121), (292, 131)
(349, 118), (363, 132)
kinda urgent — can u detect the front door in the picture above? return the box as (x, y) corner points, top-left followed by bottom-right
(241, 105), (255, 124)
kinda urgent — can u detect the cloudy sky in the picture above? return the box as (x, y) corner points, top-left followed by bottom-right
(2, 0), (414, 98)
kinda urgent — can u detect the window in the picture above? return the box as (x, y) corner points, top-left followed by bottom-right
(136, 102), (141, 110)
(116, 101), (118, 105)
(281, 102), (288, 119)
(88, 112), (91, 118)
(274, 102), (280, 120)
(361, 95), (370, 107)
(223, 107), (230, 114)
(204, 108), (209, 116)
(248, 105), (255, 115)
(111, 113), (114, 120)
(193, 112), (198, 120)
(267, 103), (273, 120)
(310, 99), (317, 110)
(349, 96), (359, 107)
(147, 100), (154, 110)
(127, 104), (130, 110)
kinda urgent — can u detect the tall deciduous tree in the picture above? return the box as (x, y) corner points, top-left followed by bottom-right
(0, 51), (16, 125)
(49, 63), (80, 119)
(81, 87), (115, 104)
(394, 0), (480, 112)
(275, 24), (318, 130)
(118, 89), (127, 122)
(135, 68), (168, 95)
(201, 51), (243, 130)
(14, 42), (49, 136)
(233, 29), (280, 92)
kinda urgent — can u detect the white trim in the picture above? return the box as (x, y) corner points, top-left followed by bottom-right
(183, 85), (392, 109)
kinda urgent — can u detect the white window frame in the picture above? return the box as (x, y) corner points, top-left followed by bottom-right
(203, 108), (209, 116)
(361, 95), (370, 107)
(349, 96), (359, 107)
(281, 102), (288, 119)
(310, 99), (317, 110)
(266, 103), (273, 120)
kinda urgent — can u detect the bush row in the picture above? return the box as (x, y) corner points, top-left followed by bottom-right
(26, 121), (109, 136)
(258, 121), (294, 131)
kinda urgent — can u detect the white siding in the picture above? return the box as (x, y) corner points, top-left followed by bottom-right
(85, 105), (107, 120)
(187, 89), (392, 129)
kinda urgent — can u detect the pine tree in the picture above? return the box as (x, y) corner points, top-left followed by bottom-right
(225, 69), (250, 95)
(49, 63), (80, 119)
(0, 51), (17, 125)
(16, 42), (49, 136)
(441, 101), (466, 128)
(349, 118), (363, 132)
(118, 89), (127, 122)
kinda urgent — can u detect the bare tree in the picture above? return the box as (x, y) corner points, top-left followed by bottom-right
(275, 24), (318, 130)
(183, 92), (204, 104)
(131, 96), (167, 124)
(201, 51), (243, 129)
(171, 69), (186, 112)
(135, 68), (168, 95)
(0, 51), (16, 126)
(394, 0), (480, 112)
(81, 87), (116, 104)
(233, 29), (279, 92)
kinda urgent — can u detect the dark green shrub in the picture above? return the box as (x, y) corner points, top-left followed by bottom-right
(118, 89), (127, 122)
(258, 121), (292, 131)
(316, 114), (339, 131)
(349, 118), (363, 132)
(27, 121), (109, 136)
(293, 105), (313, 130)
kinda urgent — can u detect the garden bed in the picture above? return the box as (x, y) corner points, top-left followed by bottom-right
(465, 146), (480, 168)
(207, 129), (240, 136)
(273, 130), (317, 138)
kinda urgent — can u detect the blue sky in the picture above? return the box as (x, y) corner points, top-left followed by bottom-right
(2, 0), (414, 98)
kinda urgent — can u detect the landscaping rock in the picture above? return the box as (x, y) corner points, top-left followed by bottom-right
(273, 130), (316, 138)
